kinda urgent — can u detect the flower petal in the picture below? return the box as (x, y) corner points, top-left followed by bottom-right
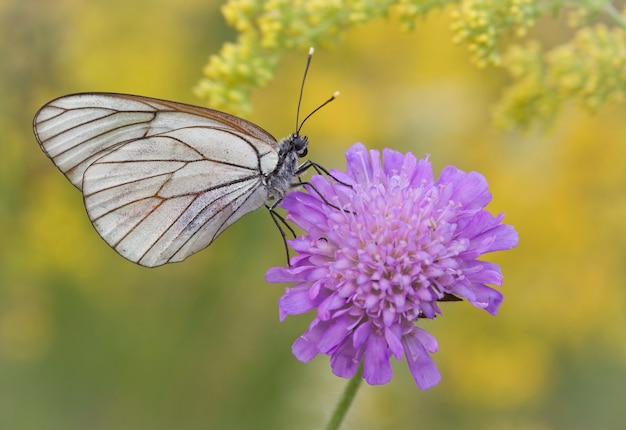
(382, 147), (406, 176)
(292, 320), (327, 362)
(402, 328), (441, 389)
(330, 339), (363, 379)
(345, 143), (374, 184)
(318, 316), (353, 353)
(279, 287), (317, 318)
(363, 334), (392, 385)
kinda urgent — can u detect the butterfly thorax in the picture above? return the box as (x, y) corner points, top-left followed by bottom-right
(266, 133), (309, 202)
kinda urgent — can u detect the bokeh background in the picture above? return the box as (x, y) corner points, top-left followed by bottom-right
(2, 1), (626, 429)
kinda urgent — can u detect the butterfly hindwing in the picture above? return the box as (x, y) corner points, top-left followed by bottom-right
(82, 135), (270, 267)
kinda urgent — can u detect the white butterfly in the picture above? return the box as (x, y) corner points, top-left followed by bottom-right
(33, 51), (337, 267)
(33, 92), (310, 267)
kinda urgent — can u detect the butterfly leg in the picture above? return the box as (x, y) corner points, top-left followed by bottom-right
(290, 159), (355, 213)
(295, 160), (352, 188)
(266, 203), (297, 266)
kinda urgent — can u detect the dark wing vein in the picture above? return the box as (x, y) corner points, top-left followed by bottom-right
(147, 177), (263, 265)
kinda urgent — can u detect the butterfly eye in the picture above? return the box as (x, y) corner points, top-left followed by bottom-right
(292, 135), (309, 158)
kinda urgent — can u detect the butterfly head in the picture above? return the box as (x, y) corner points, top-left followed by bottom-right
(277, 132), (308, 162)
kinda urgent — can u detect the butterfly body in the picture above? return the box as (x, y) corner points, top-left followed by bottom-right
(33, 93), (308, 267)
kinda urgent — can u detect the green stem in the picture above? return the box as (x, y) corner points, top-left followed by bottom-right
(604, 2), (626, 30)
(324, 365), (363, 430)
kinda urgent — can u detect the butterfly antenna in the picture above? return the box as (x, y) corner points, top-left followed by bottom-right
(295, 47), (340, 134)
(297, 91), (340, 134)
(295, 47), (315, 133)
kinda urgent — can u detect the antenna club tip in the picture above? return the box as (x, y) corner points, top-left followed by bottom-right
(332, 91), (340, 98)
(308, 47), (315, 55)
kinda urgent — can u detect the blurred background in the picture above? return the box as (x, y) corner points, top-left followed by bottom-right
(2, 1), (626, 429)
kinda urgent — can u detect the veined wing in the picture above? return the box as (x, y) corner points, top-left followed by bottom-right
(83, 136), (271, 267)
(32, 93), (282, 267)
(32, 92), (280, 189)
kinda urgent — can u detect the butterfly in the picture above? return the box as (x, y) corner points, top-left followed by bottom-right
(33, 48), (337, 267)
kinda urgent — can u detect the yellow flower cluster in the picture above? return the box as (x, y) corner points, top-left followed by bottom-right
(550, 25), (626, 109)
(194, 38), (279, 116)
(493, 42), (557, 129)
(395, 0), (454, 30)
(450, 0), (539, 67)
(195, 0), (400, 115)
(196, 0), (626, 128)
(495, 24), (626, 129)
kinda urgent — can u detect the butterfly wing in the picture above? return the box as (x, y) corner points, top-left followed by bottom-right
(33, 93), (281, 267)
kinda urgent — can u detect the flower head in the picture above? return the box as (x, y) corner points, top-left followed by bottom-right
(266, 143), (519, 389)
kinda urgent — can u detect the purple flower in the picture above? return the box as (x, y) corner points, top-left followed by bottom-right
(266, 143), (519, 389)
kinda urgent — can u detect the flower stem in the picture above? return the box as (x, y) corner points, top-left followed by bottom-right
(324, 365), (363, 430)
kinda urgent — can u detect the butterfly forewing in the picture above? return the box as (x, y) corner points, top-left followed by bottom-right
(33, 93), (282, 267)
(33, 93), (279, 188)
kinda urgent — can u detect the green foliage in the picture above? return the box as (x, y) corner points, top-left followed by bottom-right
(196, 0), (626, 128)
(496, 23), (626, 128)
